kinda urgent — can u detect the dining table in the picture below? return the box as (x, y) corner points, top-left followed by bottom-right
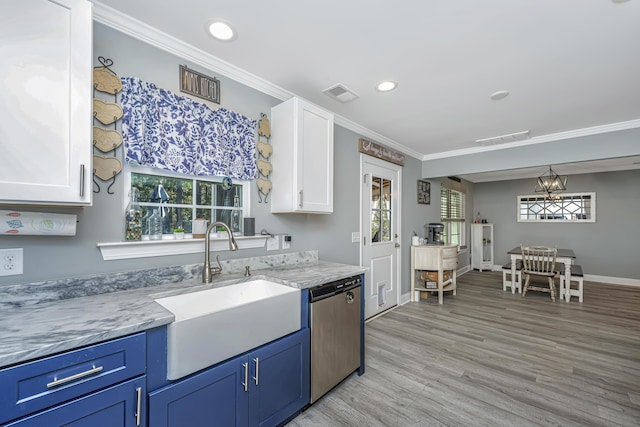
(507, 246), (576, 301)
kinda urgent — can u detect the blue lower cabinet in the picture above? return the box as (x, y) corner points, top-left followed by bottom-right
(5, 376), (146, 427)
(250, 328), (310, 427)
(148, 328), (310, 427)
(148, 354), (248, 427)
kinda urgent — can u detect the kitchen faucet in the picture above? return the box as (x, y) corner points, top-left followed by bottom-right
(202, 221), (238, 283)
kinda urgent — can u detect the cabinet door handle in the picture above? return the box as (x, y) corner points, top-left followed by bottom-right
(46, 365), (103, 388)
(253, 357), (259, 386)
(242, 362), (249, 392)
(135, 386), (142, 426)
(80, 164), (85, 197)
(298, 190), (303, 208)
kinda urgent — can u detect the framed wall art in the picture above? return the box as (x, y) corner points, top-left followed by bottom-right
(417, 179), (431, 204)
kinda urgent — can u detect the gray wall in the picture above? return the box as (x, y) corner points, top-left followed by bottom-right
(0, 23), (423, 292)
(473, 169), (640, 279)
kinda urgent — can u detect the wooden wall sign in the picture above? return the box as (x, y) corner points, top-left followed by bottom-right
(180, 65), (220, 104)
(358, 138), (405, 166)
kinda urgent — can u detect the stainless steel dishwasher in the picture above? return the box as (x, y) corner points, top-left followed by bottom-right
(309, 275), (362, 403)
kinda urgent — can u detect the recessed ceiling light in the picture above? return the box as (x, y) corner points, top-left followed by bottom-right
(490, 90), (510, 100)
(376, 81), (397, 92)
(208, 21), (235, 41)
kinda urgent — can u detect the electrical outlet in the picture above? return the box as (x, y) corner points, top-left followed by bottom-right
(0, 248), (23, 276)
(266, 236), (279, 251)
(282, 234), (291, 250)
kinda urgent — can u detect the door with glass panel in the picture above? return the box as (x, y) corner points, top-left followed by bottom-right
(361, 158), (401, 319)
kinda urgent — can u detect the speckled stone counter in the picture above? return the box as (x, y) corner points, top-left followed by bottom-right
(0, 251), (366, 368)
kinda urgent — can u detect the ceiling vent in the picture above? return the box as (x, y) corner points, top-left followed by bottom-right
(322, 84), (359, 103)
(475, 130), (530, 146)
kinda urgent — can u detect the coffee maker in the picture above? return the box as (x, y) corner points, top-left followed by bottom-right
(426, 223), (444, 245)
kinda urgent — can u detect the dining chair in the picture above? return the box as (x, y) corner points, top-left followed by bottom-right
(520, 245), (558, 302)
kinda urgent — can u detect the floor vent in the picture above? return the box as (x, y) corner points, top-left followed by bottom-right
(323, 84), (359, 103)
(475, 130), (530, 146)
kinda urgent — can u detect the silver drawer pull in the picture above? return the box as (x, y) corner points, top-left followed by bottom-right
(46, 365), (103, 388)
(135, 386), (142, 426)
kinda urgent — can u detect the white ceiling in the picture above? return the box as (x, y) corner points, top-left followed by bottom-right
(95, 0), (640, 176)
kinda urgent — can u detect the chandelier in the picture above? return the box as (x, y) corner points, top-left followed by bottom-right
(534, 166), (567, 198)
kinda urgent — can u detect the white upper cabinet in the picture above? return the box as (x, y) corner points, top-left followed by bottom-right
(0, 0), (93, 206)
(270, 97), (334, 214)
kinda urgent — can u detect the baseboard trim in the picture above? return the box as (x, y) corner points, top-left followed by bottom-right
(584, 274), (640, 287)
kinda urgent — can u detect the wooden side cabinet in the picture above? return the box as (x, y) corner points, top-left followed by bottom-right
(410, 245), (458, 304)
(270, 97), (334, 214)
(149, 328), (310, 427)
(471, 223), (494, 271)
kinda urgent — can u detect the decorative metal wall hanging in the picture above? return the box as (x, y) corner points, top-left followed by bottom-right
(179, 65), (220, 104)
(256, 113), (272, 203)
(92, 56), (123, 194)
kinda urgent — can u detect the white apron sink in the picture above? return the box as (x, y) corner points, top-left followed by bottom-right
(155, 279), (301, 380)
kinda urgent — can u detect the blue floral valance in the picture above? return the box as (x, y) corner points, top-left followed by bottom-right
(120, 76), (257, 180)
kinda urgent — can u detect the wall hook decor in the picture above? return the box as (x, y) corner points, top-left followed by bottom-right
(256, 113), (272, 203)
(92, 56), (123, 195)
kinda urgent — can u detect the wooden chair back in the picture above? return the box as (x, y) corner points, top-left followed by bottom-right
(520, 245), (557, 277)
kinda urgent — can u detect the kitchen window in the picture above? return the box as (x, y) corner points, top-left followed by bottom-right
(441, 187), (466, 246)
(96, 166), (265, 261)
(517, 192), (595, 222)
(129, 166), (250, 237)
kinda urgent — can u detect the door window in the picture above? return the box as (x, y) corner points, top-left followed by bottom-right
(371, 176), (392, 242)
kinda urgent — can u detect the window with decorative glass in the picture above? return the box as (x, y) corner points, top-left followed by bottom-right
(128, 166), (250, 238)
(440, 187), (466, 246)
(518, 192), (595, 222)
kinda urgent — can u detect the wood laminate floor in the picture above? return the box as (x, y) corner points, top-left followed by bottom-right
(287, 271), (640, 426)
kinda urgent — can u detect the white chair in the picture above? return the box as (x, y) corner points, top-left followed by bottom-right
(501, 261), (522, 293)
(559, 264), (584, 302)
(521, 245), (558, 302)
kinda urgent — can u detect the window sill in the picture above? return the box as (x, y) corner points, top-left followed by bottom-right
(97, 235), (268, 261)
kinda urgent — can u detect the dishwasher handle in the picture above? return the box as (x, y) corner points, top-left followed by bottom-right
(346, 291), (355, 304)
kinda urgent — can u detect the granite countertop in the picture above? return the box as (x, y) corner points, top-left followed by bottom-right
(0, 257), (366, 369)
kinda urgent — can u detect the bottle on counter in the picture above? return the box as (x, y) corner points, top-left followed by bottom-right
(148, 207), (163, 240)
(125, 188), (142, 241)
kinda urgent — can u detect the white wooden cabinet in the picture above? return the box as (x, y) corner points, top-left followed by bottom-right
(471, 223), (494, 271)
(0, 0), (93, 206)
(270, 97), (334, 213)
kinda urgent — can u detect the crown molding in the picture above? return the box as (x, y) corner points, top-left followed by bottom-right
(92, 1), (424, 160)
(422, 119), (640, 161)
(92, 1), (293, 101)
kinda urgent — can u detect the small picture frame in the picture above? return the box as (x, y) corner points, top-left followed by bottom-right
(417, 179), (430, 204)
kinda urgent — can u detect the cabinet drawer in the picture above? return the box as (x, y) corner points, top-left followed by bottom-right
(442, 246), (458, 259)
(0, 333), (145, 424)
(442, 257), (458, 270)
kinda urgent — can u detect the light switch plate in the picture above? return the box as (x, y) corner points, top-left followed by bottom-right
(0, 248), (23, 276)
(351, 232), (360, 243)
(266, 236), (279, 251)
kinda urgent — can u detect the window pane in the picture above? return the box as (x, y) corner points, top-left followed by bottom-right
(130, 169), (250, 239)
(371, 210), (381, 242)
(441, 187), (466, 245)
(518, 193), (594, 222)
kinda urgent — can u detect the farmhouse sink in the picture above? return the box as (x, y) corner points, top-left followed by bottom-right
(155, 279), (301, 380)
